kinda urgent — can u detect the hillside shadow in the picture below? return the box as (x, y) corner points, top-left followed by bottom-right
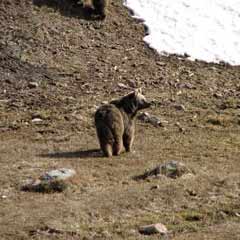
(40, 149), (103, 159)
(32, 0), (103, 20)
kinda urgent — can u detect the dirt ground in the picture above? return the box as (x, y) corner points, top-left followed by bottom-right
(0, 0), (240, 239)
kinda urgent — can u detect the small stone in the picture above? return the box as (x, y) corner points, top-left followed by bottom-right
(101, 230), (111, 238)
(179, 83), (194, 89)
(74, 114), (84, 121)
(174, 104), (186, 111)
(128, 229), (137, 235)
(5, 79), (13, 84)
(28, 82), (39, 88)
(176, 90), (182, 95)
(32, 112), (49, 120)
(127, 79), (137, 88)
(213, 92), (223, 98)
(31, 118), (43, 123)
(150, 185), (159, 190)
(175, 122), (185, 132)
(186, 189), (197, 196)
(139, 223), (168, 235)
(156, 61), (166, 66)
(138, 112), (166, 127)
(181, 173), (195, 180)
(101, 101), (108, 105)
(179, 127), (185, 132)
(117, 83), (129, 89)
(1, 195), (7, 199)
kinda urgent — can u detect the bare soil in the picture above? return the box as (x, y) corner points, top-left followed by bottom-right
(0, 0), (240, 239)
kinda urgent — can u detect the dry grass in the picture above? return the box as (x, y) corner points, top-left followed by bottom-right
(0, 0), (240, 239)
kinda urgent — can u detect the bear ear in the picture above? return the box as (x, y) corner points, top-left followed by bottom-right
(134, 88), (142, 96)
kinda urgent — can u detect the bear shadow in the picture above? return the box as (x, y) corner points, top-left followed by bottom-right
(39, 149), (103, 159)
(32, 0), (104, 21)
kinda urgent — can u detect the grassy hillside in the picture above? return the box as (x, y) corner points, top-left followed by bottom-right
(0, 1), (240, 239)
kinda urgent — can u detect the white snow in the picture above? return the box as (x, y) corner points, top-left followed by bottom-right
(124, 0), (240, 65)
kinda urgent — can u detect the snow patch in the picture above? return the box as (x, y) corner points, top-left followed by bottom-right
(124, 0), (240, 65)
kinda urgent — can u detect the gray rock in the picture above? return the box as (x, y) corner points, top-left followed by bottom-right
(138, 112), (167, 127)
(134, 160), (193, 180)
(40, 168), (76, 181)
(139, 223), (168, 235)
(21, 168), (76, 193)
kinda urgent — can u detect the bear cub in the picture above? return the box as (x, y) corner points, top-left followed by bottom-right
(95, 89), (151, 157)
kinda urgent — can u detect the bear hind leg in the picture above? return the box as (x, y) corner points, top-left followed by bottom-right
(101, 142), (113, 157)
(113, 139), (123, 156)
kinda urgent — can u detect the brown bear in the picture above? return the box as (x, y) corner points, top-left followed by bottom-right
(95, 89), (151, 157)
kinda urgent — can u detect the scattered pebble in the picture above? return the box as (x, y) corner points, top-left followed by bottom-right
(28, 82), (39, 88)
(156, 61), (166, 66)
(117, 83), (129, 89)
(176, 90), (182, 95)
(235, 213), (240, 218)
(31, 118), (43, 123)
(139, 223), (168, 235)
(181, 173), (195, 180)
(127, 79), (137, 88)
(73, 114), (84, 121)
(175, 122), (185, 132)
(138, 112), (167, 127)
(180, 83), (195, 89)
(213, 92), (223, 98)
(150, 185), (159, 190)
(174, 104), (186, 111)
(101, 230), (112, 238)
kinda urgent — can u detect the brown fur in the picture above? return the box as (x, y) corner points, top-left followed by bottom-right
(95, 89), (151, 157)
(92, 0), (108, 19)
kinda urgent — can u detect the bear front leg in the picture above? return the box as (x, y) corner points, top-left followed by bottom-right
(123, 126), (135, 152)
